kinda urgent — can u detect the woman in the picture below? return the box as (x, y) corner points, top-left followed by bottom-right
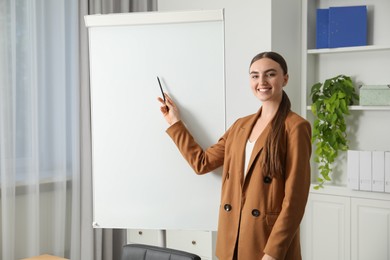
(158, 52), (311, 260)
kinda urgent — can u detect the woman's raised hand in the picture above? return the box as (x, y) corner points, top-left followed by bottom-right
(158, 93), (181, 126)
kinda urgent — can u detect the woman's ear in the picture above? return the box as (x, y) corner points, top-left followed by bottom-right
(283, 74), (289, 87)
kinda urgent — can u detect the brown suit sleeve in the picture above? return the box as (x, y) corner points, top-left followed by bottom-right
(264, 120), (312, 259)
(166, 120), (225, 174)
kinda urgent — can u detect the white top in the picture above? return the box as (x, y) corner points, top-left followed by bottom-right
(244, 139), (256, 176)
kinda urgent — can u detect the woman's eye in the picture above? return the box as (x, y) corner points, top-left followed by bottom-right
(266, 72), (276, 77)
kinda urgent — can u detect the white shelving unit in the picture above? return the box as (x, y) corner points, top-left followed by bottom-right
(301, 0), (390, 116)
(301, 0), (390, 183)
(301, 1), (390, 259)
(301, 185), (390, 260)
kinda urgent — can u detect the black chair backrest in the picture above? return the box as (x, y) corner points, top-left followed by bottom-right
(121, 244), (201, 260)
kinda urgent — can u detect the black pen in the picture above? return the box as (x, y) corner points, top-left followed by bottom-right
(157, 76), (169, 111)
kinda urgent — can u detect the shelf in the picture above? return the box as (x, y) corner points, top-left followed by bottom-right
(309, 184), (390, 201)
(306, 105), (390, 111)
(307, 45), (390, 54)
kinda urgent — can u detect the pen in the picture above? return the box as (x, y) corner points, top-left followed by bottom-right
(157, 76), (169, 111)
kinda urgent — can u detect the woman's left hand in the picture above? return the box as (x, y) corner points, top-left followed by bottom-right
(262, 254), (276, 260)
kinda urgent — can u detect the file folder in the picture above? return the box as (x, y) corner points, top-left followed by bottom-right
(329, 5), (367, 48)
(385, 152), (390, 193)
(359, 151), (372, 191)
(372, 151), (385, 192)
(347, 150), (359, 190)
(316, 9), (329, 48)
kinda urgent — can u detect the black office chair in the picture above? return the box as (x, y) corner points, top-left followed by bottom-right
(121, 244), (201, 260)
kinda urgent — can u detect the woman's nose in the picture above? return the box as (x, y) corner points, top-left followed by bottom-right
(258, 75), (267, 85)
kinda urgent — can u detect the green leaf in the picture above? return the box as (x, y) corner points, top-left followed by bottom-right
(331, 113), (338, 123)
(338, 92), (346, 99)
(311, 103), (317, 116)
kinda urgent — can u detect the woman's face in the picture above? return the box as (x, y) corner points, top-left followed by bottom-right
(249, 57), (289, 104)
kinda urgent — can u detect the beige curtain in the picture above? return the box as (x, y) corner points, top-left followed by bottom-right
(78, 1), (157, 260)
(1, 1), (80, 259)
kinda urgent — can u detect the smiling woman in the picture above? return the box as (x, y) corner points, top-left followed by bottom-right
(159, 52), (312, 260)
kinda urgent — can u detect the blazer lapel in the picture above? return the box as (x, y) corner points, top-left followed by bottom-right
(232, 109), (260, 186)
(245, 109), (271, 177)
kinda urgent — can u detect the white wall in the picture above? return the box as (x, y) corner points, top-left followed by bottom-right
(158, 0), (302, 127)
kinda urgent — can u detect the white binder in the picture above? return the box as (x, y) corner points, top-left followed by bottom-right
(359, 151), (372, 191)
(385, 152), (390, 193)
(372, 151), (385, 192)
(347, 150), (360, 190)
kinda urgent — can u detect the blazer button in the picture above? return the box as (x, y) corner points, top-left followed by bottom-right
(252, 209), (260, 217)
(263, 176), (272, 184)
(224, 204), (232, 212)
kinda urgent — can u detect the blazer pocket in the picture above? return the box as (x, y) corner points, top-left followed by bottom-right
(265, 212), (280, 230)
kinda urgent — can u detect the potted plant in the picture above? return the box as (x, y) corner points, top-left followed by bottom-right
(310, 75), (359, 189)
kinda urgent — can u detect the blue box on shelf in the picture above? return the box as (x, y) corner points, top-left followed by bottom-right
(316, 8), (329, 48)
(329, 5), (367, 48)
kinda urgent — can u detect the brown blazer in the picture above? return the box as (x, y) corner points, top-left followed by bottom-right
(167, 108), (312, 260)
